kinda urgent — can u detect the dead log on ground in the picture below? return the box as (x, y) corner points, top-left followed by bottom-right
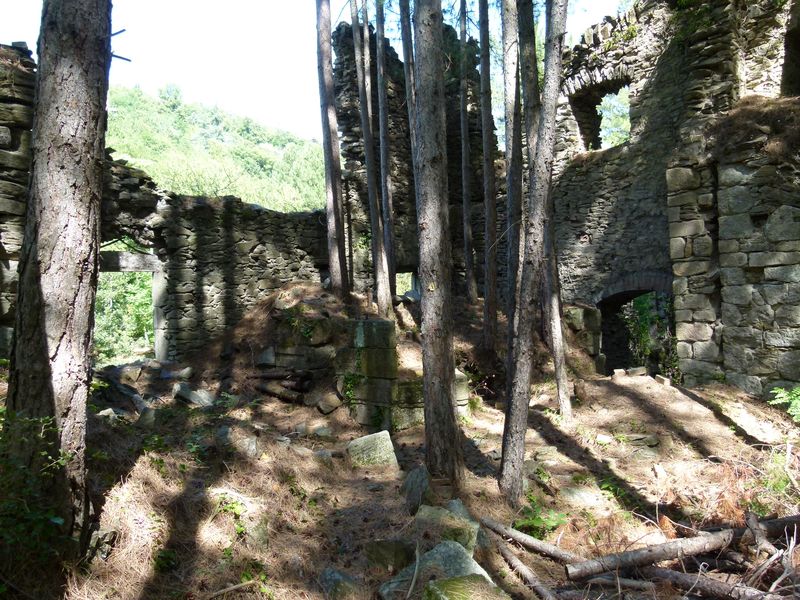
(640, 566), (784, 600)
(565, 529), (735, 580)
(481, 517), (580, 564)
(255, 381), (302, 402)
(248, 368), (312, 380)
(486, 530), (559, 600)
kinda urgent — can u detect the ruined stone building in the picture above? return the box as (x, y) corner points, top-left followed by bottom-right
(0, 0), (797, 398)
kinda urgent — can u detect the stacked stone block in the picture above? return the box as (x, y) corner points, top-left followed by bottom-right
(0, 44), (34, 354)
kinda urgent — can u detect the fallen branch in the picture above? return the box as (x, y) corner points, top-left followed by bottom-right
(565, 529), (734, 580)
(746, 510), (780, 558)
(203, 579), (259, 599)
(487, 530), (559, 600)
(248, 368), (312, 380)
(587, 574), (655, 591)
(255, 381), (302, 402)
(640, 566), (784, 600)
(481, 517), (580, 565)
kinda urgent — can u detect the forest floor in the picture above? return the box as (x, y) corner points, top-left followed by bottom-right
(24, 288), (797, 600)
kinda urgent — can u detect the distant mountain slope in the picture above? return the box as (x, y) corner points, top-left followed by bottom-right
(106, 85), (325, 212)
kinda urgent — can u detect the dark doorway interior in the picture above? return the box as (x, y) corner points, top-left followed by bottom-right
(782, 5), (800, 96)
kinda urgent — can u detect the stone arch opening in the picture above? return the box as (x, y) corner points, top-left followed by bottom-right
(782, 3), (800, 96)
(569, 77), (631, 151)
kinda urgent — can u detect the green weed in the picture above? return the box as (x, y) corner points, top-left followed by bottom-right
(513, 493), (567, 538)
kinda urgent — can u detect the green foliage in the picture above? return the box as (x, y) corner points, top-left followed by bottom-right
(599, 86), (631, 148)
(602, 24), (638, 52)
(94, 270), (154, 365)
(153, 548), (179, 573)
(769, 387), (800, 423)
(513, 493), (566, 538)
(621, 292), (681, 381)
(0, 408), (70, 559)
(106, 86), (324, 212)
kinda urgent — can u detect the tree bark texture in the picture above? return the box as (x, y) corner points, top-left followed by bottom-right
(479, 0), (498, 353)
(460, 0), (478, 303)
(500, 0), (569, 506)
(399, 0), (419, 203)
(350, 0), (392, 316)
(317, 0), (350, 298)
(413, 0), (465, 488)
(7, 0), (112, 550)
(502, 0), (525, 405)
(375, 0), (397, 296)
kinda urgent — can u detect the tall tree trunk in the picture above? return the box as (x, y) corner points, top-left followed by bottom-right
(376, 0), (397, 296)
(6, 0), (112, 553)
(479, 0), (498, 353)
(399, 0), (419, 207)
(413, 0), (465, 488)
(460, 0), (478, 302)
(350, 0), (392, 316)
(317, 0), (350, 298)
(500, 0), (569, 506)
(502, 0), (524, 406)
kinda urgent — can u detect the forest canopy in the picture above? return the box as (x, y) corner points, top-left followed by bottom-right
(106, 85), (326, 212)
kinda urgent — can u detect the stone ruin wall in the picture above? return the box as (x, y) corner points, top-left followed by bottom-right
(1, 0), (798, 395)
(552, 0), (799, 394)
(0, 43), (327, 361)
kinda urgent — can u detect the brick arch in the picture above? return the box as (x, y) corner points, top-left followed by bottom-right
(594, 270), (673, 304)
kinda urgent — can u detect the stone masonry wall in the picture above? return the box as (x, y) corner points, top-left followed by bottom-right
(0, 43), (327, 360)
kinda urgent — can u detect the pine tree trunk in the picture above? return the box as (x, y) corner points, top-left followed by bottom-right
(376, 0), (397, 296)
(317, 0), (350, 298)
(350, 0), (392, 316)
(413, 0), (465, 488)
(501, 0), (524, 405)
(399, 0), (419, 203)
(7, 0), (111, 552)
(500, 0), (569, 506)
(479, 0), (498, 353)
(460, 0), (478, 303)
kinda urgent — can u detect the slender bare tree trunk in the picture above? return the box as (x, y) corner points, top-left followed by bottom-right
(500, 0), (569, 506)
(317, 0), (350, 298)
(6, 0), (111, 554)
(479, 0), (498, 353)
(399, 0), (419, 205)
(502, 0), (524, 405)
(519, 0), (540, 175)
(414, 0), (465, 488)
(460, 0), (478, 302)
(376, 0), (397, 296)
(350, 0), (392, 316)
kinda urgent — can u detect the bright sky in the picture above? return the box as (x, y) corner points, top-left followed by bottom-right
(0, 0), (621, 142)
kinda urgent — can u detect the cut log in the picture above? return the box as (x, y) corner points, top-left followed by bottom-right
(481, 517), (580, 565)
(640, 566), (784, 600)
(565, 529), (734, 580)
(487, 530), (559, 600)
(255, 381), (302, 403)
(588, 574), (655, 591)
(248, 368), (312, 381)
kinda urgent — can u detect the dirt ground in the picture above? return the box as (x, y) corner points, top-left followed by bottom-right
(48, 290), (800, 599)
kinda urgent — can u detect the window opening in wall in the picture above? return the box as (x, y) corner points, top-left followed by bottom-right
(569, 79), (631, 151)
(395, 271), (416, 296)
(599, 290), (678, 379)
(94, 238), (156, 366)
(599, 86), (631, 148)
(782, 18), (800, 96)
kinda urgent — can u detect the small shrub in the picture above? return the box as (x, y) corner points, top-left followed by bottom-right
(513, 493), (566, 538)
(769, 387), (800, 423)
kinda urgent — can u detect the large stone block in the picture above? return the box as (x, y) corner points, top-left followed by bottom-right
(347, 319), (396, 349)
(726, 372), (763, 396)
(718, 186), (754, 214)
(425, 575), (510, 600)
(669, 219), (705, 237)
(679, 358), (722, 378)
(749, 252), (800, 267)
(719, 215), (754, 239)
(666, 167), (701, 191)
(693, 340), (720, 361)
(765, 206), (800, 243)
(764, 265), (800, 283)
(674, 293), (711, 311)
(776, 305), (800, 327)
(722, 285), (753, 305)
(673, 260), (710, 276)
(670, 237), (687, 259)
(335, 347), (398, 379)
(676, 322), (713, 342)
(765, 329), (800, 349)
(720, 252), (747, 267)
(346, 430), (399, 468)
(778, 351), (800, 381)
(718, 165), (753, 186)
(414, 505), (480, 553)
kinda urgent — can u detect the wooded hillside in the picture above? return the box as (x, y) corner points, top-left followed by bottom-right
(106, 86), (326, 212)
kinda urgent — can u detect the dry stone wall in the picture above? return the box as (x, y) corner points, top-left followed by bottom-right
(0, 43), (328, 360)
